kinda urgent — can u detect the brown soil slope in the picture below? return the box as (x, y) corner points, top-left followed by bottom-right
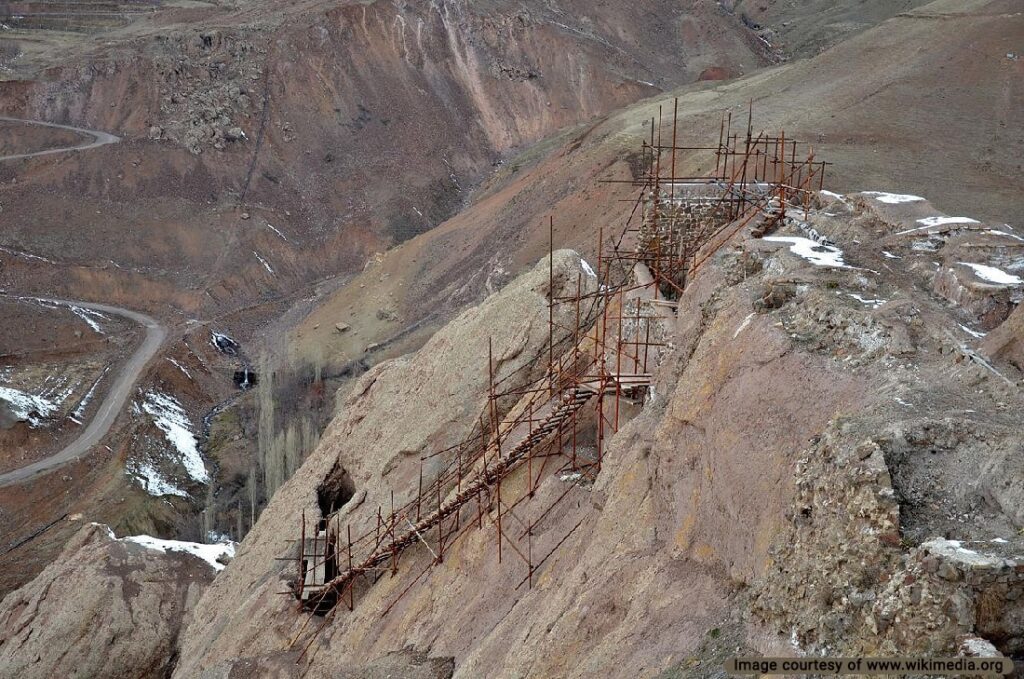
(0, 0), (763, 316)
(290, 0), (1023, 377)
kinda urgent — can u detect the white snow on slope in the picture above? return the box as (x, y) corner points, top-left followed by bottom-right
(850, 293), (886, 309)
(122, 534), (235, 571)
(917, 216), (980, 228)
(0, 386), (58, 426)
(763, 236), (849, 269)
(580, 258), (597, 278)
(72, 368), (108, 421)
(987, 230), (1024, 242)
(68, 305), (107, 333)
(17, 296), (107, 332)
(959, 324), (986, 339)
(253, 251), (274, 274)
(862, 191), (925, 204)
(0, 373), (79, 427)
(139, 391), (209, 483)
(0, 246), (54, 263)
(266, 223), (289, 242)
(166, 357), (192, 380)
(94, 524), (235, 571)
(125, 459), (188, 497)
(896, 217), (980, 236)
(960, 262), (1023, 286)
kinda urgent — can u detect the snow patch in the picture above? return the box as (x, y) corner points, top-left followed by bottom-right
(959, 262), (1023, 286)
(580, 258), (597, 278)
(0, 373), (78, 427)
(849, 294), (886, 309)
(0, 246), (54, 263)
(253, 251), (274, 275)
(71, 368), (108, 421)
(958, 324), (986, 339)
(68, 305), (107, 333)
(917, 215), (980, 228)
(862, 191), (925, 204)
(881, 251), (901, 259)
(139, 391), (208, 484)
(266, 223), (289, 242)
(763, 236), (849, 269)
(896, 217), (980, 236)
(987, 230), (1024, 242)
(121, 534), (235, 571)
(0, 386), (58, 426)
(126, 459), (188, 498)
(166, 358), (192, 380)
(926, 538), (1007, 568)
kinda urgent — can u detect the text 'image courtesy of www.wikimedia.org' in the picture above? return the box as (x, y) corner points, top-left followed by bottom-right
(726, 657), (1015, 675)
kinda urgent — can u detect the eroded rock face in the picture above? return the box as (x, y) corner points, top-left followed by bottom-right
(0, 523), (215, 679)
(167, 191), (1024, 676)
(172, 250), (597, 677)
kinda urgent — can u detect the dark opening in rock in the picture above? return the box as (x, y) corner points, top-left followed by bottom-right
(317, 462), (355, 520)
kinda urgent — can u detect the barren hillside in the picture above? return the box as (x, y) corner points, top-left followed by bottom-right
(0, 0), (768, 592)
(0, 0), (1022, 677)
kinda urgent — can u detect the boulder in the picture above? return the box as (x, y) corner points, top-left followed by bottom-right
(0, 523), (223, 679)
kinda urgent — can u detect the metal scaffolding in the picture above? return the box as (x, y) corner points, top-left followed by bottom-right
(285, 101), (828, 659)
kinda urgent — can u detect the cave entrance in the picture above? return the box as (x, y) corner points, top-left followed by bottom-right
(297, 462), (356, 613)
(317, 461), (355, 522)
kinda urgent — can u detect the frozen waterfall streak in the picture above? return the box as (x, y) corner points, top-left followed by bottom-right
(0, 116), (120, 161)
(0, 296), (166, 486)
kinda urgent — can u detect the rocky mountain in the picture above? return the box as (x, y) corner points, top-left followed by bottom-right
(0, 0), (768, 592)
(0, 0), (1022, 677)
(167, 183), (1024, 676)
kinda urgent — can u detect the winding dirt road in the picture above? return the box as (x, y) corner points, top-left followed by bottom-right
(0, 298), (166, 487)
(0, 116), (120, 161)
(0, 117), (142, 486)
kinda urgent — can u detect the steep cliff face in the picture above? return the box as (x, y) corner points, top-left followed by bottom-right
(173, 250), (598, 677)
(170, 186), (1023, 677)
